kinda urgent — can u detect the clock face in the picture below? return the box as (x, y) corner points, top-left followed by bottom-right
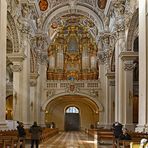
(39, 0), (48, 11)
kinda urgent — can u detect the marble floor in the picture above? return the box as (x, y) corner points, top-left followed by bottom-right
(38, 131), (113, 148)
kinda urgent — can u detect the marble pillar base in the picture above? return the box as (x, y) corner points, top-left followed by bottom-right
(123, 123), (135, 131)
(103, 123), (113, 129)
(135, 124), (145, 132)
(0, 122), (8, 130)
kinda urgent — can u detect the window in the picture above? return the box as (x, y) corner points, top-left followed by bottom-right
(66, 106), (79, 113)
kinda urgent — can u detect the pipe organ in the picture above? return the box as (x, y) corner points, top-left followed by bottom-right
(47, 26), (98, 80)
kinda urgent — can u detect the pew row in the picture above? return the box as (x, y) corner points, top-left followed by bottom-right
(116, 131), (148, 148)
(0, 128), (59, 147)
(87, 128), (115, 145)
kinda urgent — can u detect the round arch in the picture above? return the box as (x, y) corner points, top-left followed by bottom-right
(42, 5), (104, 34)
(7, 11), (19, 53)
(126, 9), (138, 51)
(41, 92), (103, 112)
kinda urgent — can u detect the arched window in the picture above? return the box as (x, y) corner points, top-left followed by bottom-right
(66, 106), (79, 113)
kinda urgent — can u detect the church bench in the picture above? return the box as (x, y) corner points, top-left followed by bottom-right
(115, 131), (148, 148)
(0, 128), (59, 147)
(0, 136), (19, 148)
(97, 131), (115, 144)
(87, 128), (115, 144)
(25, 128), (59, 142)
(40, 128), (59, 142)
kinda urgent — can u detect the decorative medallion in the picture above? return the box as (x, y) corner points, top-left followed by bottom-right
(70, 84), (75, 92)
(51, 22), (58, 29)
(39, 0), (48, 11)
(98, 0), (107, 9)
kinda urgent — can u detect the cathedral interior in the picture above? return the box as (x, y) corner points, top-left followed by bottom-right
(0, 0), (148, 135)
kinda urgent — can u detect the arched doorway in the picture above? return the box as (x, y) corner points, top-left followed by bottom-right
(64, 106), (80, 131)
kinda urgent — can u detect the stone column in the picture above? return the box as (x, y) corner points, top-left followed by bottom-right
(21, 33), (30, 127)
(29, 73), (38, 124)
(120, 52), (138, 130)
(112, 0), (126, 123)
(105, 72), (115, 128)
(11, 62), (23, 121)
(97, 32), (113, 127)
(38, 53), (47, 126)
(8, 54), (26, 122)
(136, 0), (148, 132)
(0, 0), (7, 129)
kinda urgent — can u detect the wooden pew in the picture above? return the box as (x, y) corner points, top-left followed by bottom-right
(0, 128), (59, 147)
(116, 131), (148, 148)
(87, 128), (115, 145)
(0, 136), (19, 148)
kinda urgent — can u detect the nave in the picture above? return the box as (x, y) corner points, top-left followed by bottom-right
(38, 132), (112, 148)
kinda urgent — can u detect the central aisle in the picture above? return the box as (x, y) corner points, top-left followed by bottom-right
(40, 131), (95, 148)
(39, 131), (112, 148)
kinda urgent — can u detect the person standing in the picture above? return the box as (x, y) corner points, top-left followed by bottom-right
(29, 121), (42, 148)
(16, 121), (26, 148)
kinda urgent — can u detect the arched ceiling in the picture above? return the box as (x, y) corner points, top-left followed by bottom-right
(45, 95), (100, 113)
(40, 0), (107, 39)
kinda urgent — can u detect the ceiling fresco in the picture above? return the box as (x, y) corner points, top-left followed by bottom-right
(39, 0), (49, 11)
(98, 0), (107, 9)
(38, 0), (107, 13)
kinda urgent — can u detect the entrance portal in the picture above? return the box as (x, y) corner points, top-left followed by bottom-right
(64, 106), (80, 131)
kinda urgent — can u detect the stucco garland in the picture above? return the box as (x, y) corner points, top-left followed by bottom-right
(7, 11), (19, 53)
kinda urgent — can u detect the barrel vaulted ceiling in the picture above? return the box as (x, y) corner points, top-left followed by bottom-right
(38, 0), (107, 39)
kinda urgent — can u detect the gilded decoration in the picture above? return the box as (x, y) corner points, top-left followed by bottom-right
(47, 14), (98, 81)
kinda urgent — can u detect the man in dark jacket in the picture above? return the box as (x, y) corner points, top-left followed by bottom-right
(112, 122), (123, 138)
(16, 121), (26, 148)
(29, 121), (42, 148)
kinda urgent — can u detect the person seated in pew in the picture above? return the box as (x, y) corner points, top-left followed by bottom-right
(119, 128), (131, 140)
(112, 122), (123, 138)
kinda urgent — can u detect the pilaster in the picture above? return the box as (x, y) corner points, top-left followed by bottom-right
(136, 0), (148, 132)
(120, 51), (138, 130)
(0, 0), (7, 129)
(105, 72), (115, 128)
(7, 53), (26, 123)
(38, 53), (47, 126)
(29, 73), (39, 124)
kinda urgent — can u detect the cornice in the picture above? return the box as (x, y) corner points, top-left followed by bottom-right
(119, 51), (138, 61)
(105, 72), (115, 79)
(7, 53), (27, 63)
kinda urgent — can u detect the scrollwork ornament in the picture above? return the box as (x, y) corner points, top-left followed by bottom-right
(124, 61), (136, 71)
(41, 53), (48, 65)
(90, 90), (99, 98)
(30, 79), (37, 87)
(47, 90), (55, 97)
(11, 64), (23, 72)
(97, 49), (112, 65)
(66, 83), (80, 94)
